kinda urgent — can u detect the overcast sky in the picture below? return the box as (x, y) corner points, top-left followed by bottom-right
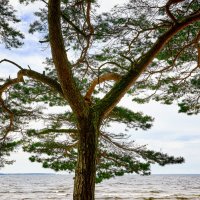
(0, 0), (199, 174)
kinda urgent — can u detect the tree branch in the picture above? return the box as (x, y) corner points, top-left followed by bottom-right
(71, 1), (94, 67)
(84, 73), (121, 103)
(85, 0), (94, 36)
(101, 132), (139, 153)
(195, 31), (200, 68)
(0, 97), (14, 141)
(61, 13), (87, 38)
(28, 128), (78, 140)
(48, 0), (88, 118)
(0, 59), (64, 97)
(20, 69), (64, 96)
(96, 11), (200, 118)
(0, 59), (23, 70)
(166, 0), (184, 24)
(0, 70), (24, 141)
(35, 128), (77, 135)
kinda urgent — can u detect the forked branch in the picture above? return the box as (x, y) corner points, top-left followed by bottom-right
(84, 73), (121, 103)
(166, 0), (184, 24)
(48, 0), (88, 117)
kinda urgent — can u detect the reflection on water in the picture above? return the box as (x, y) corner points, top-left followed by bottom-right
(0, 174), (200, 199)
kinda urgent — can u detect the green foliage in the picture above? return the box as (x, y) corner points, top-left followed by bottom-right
(96, 152), (151, 183)
(0, 0), (24, 48)
(9, 70), (67, 107)
(178, 103), (190, 113)
(109, 106), (153, 130)
(138, 150), (184, 166)
(22, 125), (184, 183)
(191, 76), (200, 89)
(0, 140), (21, 168)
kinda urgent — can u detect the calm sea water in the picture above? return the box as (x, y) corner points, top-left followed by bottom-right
(0, 174), (200, 200)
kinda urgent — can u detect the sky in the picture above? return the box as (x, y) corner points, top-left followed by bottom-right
(0, 0), (199, 174)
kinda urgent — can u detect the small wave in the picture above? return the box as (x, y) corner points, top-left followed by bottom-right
(149, 190), (163, 193)
(31, 191), (54, 193)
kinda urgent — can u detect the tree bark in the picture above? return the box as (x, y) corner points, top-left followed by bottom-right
(73, 111), (100, 200)
(48, 0), (88, 118)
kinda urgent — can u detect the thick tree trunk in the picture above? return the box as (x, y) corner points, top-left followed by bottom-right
(73, 112), (99, 200)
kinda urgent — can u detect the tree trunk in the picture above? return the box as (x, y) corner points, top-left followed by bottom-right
(73, 112), (99, 200)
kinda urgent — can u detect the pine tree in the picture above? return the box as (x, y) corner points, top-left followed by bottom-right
(0, 0), (200, 199)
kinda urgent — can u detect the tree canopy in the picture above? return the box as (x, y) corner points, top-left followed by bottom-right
(0, 0), (200, 199)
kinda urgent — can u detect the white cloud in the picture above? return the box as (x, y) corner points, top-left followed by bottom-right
(98, 0), (128, 12)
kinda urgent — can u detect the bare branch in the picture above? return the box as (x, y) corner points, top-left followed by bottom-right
(84, 73), (121, 103)
(98, 61), (128, 71)
(0, 59), (23, 70)
(166, 0), (184, 24)
(120, 54), (134, 64)
(61, 13), (87, 38)
(40, 0), (48, 5)
(101, 132), (145, 153)
(85, 0), (94, 36)
(19, 69), (64, 96)
(41, 0), (48, 5)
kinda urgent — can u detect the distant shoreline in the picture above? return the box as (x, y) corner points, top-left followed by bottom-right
(0, 173), (199, 176)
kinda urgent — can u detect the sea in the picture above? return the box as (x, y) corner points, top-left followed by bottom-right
(0, 174), (200, 200)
